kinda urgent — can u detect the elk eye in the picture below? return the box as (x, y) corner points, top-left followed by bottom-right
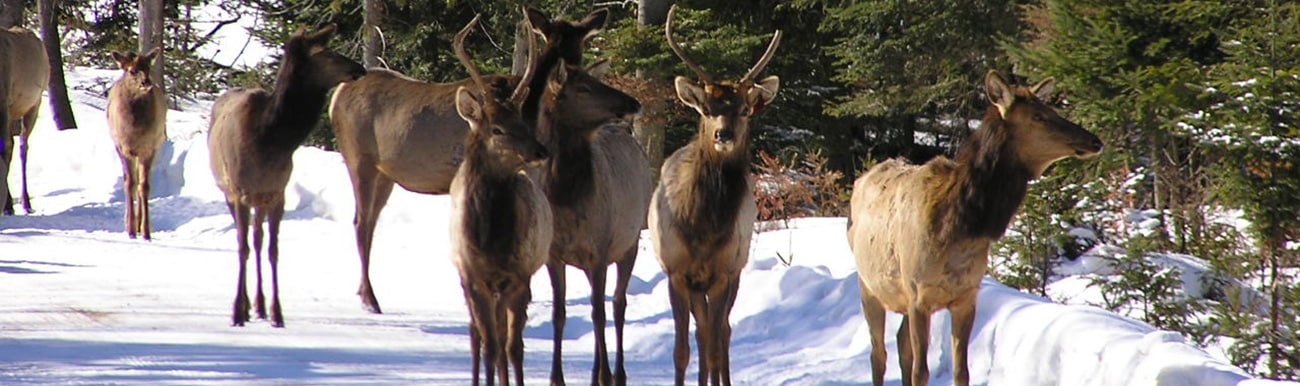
(492, 127), (505, 136)
(1033, 113), (1046, 122)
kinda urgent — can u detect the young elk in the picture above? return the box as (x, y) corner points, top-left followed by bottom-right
(1, 26), (49, 216)
(846, 71), (1103, 386)
(649, 6), (780, 386)
(207, 24), (365, 327)
(446, 16), (550, 386)
(328, 8), (607, 314)
(107, 48), (167, 240)
(518, 8), (652, 386)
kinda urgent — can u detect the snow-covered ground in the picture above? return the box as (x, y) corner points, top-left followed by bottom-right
(2, 67), (1295, 385)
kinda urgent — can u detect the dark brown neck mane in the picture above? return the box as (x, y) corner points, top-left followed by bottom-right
(460, 130), (521, 263)
(938, 106), (1034, 239)
(674, 128), (751, 246)
(537, 87), (595, 208)
(260, 47), (331, 151)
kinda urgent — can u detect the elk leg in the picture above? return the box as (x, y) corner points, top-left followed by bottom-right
(230, 201), (252, 326)
(508, 286), (531, 386)
(1, 120), (12, 216)
(118, 153), (136, 239)
(137, 155), (154, 240)
(252, 208), (267, 320)
(860, 284), (888, 386)
(469, 287), (499, 386)
(17, 129), (31, 213)
(666, 275), (691, 386)
(906, 307), (930, 386)
(897, 314), (913, 386)
(267, 203), (285, 327)
(689, 289), (712, 386)
(950, 296), (977, 386)
(612, 250), (636, 386)
(546, 260), (567, 386)
(349, 159), (391, 314)
(463, 284), (483, 386)
(717, 277), (740, 386)
(494, 293), (510, 385)
(585, 267), (613, 385)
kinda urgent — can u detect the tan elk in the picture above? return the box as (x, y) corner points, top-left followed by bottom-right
(447, 15), (550, 386)
(530, 25), (651, 386)
(207, 24), (365, 327)
(649, 6), (780, 386)
(1, 26), (48, 216)
(107, 48), (167, 240)
(328, 8), (608, 314)
(846, 70), (1103, 386)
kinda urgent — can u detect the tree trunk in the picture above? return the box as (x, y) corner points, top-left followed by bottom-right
(139, 0), (163, 95)
(633, 0), (673, 180)
(38, 0), (75, 130)
(0, 0), (24, 28)
(362, 0), (383, 68)
(510, 16), (529, 76)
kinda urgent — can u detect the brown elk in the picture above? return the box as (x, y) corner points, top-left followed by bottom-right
(207, 24), (365, 327)
(1, 26), (48, 216)
(648, 6), (780, 386)
(107, 48), (167, 240)
(447, 15), (551, 386)
(529, 23), (651, 386)
(327, 8), (608, 314)
(846, 70), (1103, 386)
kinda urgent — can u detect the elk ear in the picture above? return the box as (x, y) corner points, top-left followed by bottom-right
(455, 87), (484, 125)
(306, 24), (338, 44)
(1031, 77), (1056, 101)
(675, 76), (707, 113)
(578, 8), (609, 39)
(984, 70), (1015, 118)
(111, 51), (129, 69)
(586, 59), (611, 79)
(747, 75), (780, 114)
(548, 58), (570, 94)
(525, 7), (551, 39)
(142, 47), (162, 65)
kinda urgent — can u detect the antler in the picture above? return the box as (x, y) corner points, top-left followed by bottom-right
(740, 30), (782, 85)
(664, 5), (712, 84)
(509, 20), (537, 106)
(454, 15), (487, 97)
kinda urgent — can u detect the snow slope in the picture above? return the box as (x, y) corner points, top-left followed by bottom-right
(1, 68), (1291, 385)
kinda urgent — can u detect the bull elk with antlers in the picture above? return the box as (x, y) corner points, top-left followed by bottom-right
(1, 26), (48, 216)
(207, 24), (365, 327)
(847, 71), (1102, 386)
(107, 48), (166, 240)
(447, 15), (550, 386)
(328, 8), (608, 315)
(648, 6), (781, 386)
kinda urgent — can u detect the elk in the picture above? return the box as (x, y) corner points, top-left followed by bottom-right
(107, 48), (167, 240)
(328, 8), (608, 314)
(846, 70), (1103, 386)
(1, 26), (48, 216)
(447, 15), (550, 386)
(529, 29), (650, 386)
(207, 24), (365, 327)
(648, 6), (780, 386)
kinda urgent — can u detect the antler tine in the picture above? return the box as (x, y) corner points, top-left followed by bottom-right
(454, 14), (487, 97)
(740, 29), (782, 85)
(664, 5), (712, 84)
(509, 22), (537, 106)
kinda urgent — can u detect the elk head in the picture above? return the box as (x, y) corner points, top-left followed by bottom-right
(285, 24), (366, 89)
(453, 15), (549, 171)
(524, 7), (608, 64)
(666, 5), (781, 154)
(984, 70), (1103, 175)
(543, 58), (641, 139)
(110, 47), (162, 91)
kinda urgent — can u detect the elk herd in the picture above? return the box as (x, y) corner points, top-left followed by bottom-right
(0, 5), (1105, 386)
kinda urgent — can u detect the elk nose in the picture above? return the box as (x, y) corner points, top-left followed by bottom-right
(535, 146), (550, 160)
(715, 130), (734, 143)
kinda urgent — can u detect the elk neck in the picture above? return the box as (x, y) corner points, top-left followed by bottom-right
(937, 106), (1035, 240)
(260, 55), (333, 151)
(673, 130), (752, 242)
(536, 92), (596, 209)
(459, 130), (523, 263)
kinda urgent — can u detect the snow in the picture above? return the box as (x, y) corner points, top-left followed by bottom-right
(3, 68), (1293, 385)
